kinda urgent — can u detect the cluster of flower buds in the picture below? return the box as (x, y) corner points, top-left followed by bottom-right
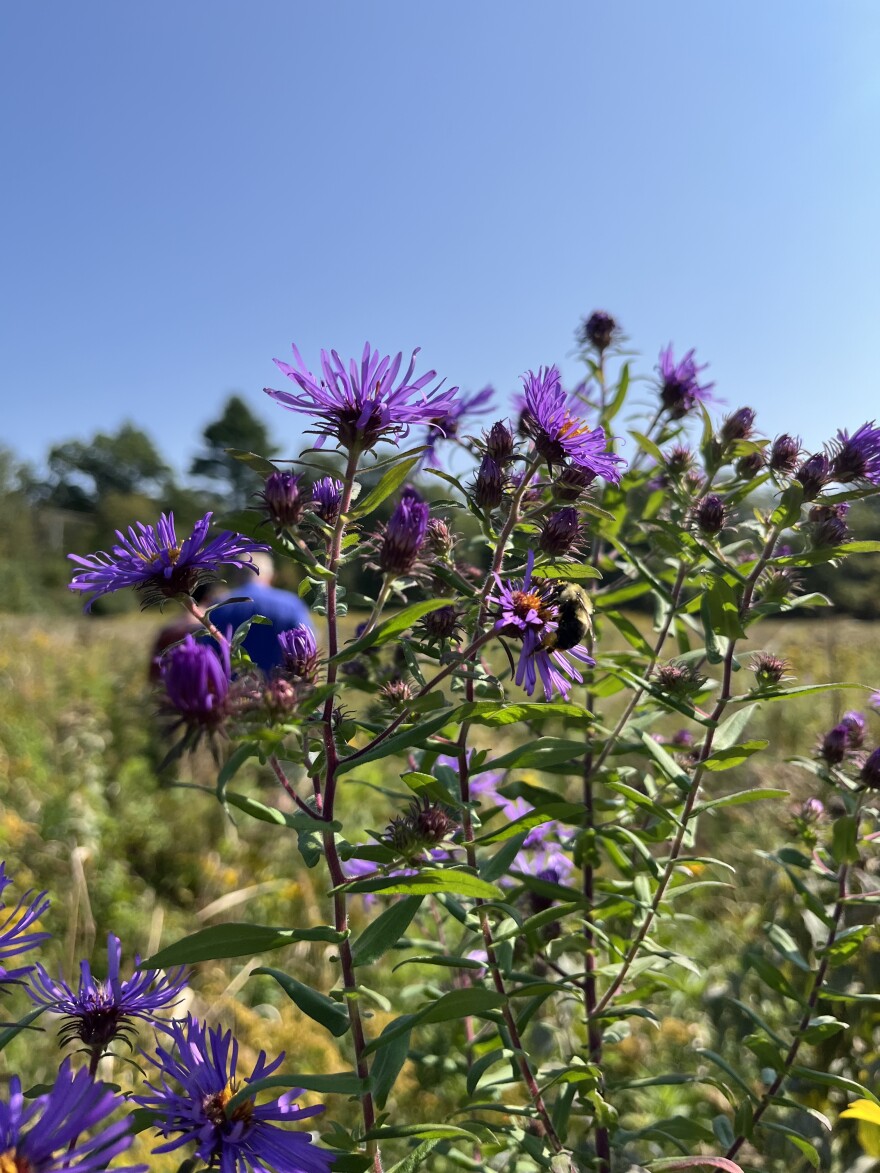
(384, 799), (457, 859)
(474, 420), (516, 510)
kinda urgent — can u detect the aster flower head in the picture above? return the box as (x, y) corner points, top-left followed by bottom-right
(522, 367), (625, 483)
(808, 502), (851, 548)
(0, 863), (50, 992)
(657, 345), (715, 419)
(378, 492), (430, 576)
(719, 407), (757, 445)
(136, 1016), (333, 1173)
(424, 384), (495, 463)
(266, 341), (460, 454)
(473, 454), (505, 510)
(489, 551), (595, 701)
(830, 421), (880, 485)
(310, 477), (344, 525)
(750, 652), (790, 688)
(69, 512), (269, 611)
(862, 747), (880, 790)
(160, 635), (231, 736)
(27, 932), (187, 1055)
(841, 710), (866, 749)
(278, 625), (319, 682)
(484, 419), (515, 464)
(694, 493), (727, 536)
(818, 724), (848, 766)
(0, 1060), (147, 1172)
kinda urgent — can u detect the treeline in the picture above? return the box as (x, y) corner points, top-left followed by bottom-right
(3, 398), (880, 618)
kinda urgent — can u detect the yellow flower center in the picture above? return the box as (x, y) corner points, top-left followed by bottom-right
(0, 1150), (31, 1173)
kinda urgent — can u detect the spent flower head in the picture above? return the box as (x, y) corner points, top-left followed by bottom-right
(135, 1016), (333, 1173)
(69, 512), (268, 610)
(522, 366), (624, 482)
(0, 1060), (147, 1172)
(27, 932), (187, 1055)
(266, 341), (459, 454)
(750, 652), (790, 689)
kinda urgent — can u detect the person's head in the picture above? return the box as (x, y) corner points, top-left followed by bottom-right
(226, 551), (275, 588)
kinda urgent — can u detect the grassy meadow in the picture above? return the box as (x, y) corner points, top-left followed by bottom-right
(1, 608), (879, 1168)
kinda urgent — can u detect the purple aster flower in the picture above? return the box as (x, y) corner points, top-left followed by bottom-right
(489, 550), (594, 701)
(69, 512), (269, 611)
(808, 502), (851, 547)
(310, 476), (344, 525)
(0, 862), (50, 992)
(378, 493), (430, 576)
(522, 367), (625, 483)
(160, 635), (231, 735)
(278, 625), (319, 682)
(695, 493), (727, 536)
(769, 434), (801, 475)
(818, 724), (848, 766)
(135, 1016), (334, 1173)
(657, 345), (715, 419)
(501, 797), (574, 880)
(0, 1059), (147, 1172)
(539, 506), (583, 557)
(266, 341), (460, 454)
(28, 932), (186, 1055)
(424, 384), (495, 463)
(830, 421), (880, 485)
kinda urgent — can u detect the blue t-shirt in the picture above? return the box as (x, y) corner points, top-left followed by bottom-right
(210, 583), (312, 673)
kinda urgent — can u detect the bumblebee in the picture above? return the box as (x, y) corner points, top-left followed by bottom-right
(545, 582), (594, 651)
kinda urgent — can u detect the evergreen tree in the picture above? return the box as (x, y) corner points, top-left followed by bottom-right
(189, 395), (278, 508)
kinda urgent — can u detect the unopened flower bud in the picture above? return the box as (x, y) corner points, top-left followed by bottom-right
(720, 407), (757, 445)
(665, 445), (694, 476)
(474, 455), (504, 510)
(423, 605), (459, 640)
(425, 518), (454, 560)
(311, 476), (344, 524)
(539, 507), (581, 557)
(695, 493), (726, 536)
(861, 746), (880, 789)
(808, 503), (850, 547)
(819, 724), (848, 765)
(379, 495), (430, 576)
(769, 434), (801, 475)
(485, 420), (515, 464)
(554, 464), (597, 501)
(259, 471), (304, 530)
(278, 624), (319, 682)
(736, 451), (764, 480)
(579, 310), (618, 353)
(414, 798), (457, 844)
(795, 453), (831, 501)
(654, 661), (706, 697)
(161, 636), (230, 733)
(750, 652), (789, 688)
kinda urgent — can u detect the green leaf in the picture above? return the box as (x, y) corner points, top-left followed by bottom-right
(140, 923), (345, 968)
(801, 1015), (848, 1044)
(216, 742), (257, 800)
(225, 792), (336, 832)
(533, 563), (602, 582)
(732, 681), (869, 704)
(0, 1007), (45, 1053)
(362, 988), (506, 1056)
(336, 709), (458, 774)
(350, 457), (423, 519)
(640, 732), (692, 791)
(476, 738), (589, 774)
(253, 967), (350, 1037)
(773, 540), (880, 565)
(401, 771), (457, 806)
(831, 814), (860, 865)
(365, 1124), (484, 1142)
(694, 786), (786, 813)
(713, 704), (759, 751)
(350, 897), (423, 968)
(226, 448), (279, 476)
(822, 924), (874, 965)
(761, 1123), (820, 1168)
(454, 701), (592, 727)
(225, 1072), (368, 1111)
(629, 429), (665, 463)
(370, 1018), (414, 1108)
(703, 577), (746, 640)
(648, 1159), (744, 1173)
(789, 1065), (879, 1104)
(336, 868), (502, 900)
(331, 599), (455, 662)
(700, 741), (770, 772)
(603, 610), (654, 656)
(386, 1141), (442, 1173)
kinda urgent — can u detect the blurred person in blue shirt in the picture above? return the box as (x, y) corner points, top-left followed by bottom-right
(210, 552), (312, 673)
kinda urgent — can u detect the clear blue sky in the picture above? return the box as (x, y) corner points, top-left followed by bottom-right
(3, 2), (879, 475)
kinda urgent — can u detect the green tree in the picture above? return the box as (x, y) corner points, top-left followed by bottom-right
(189, 395), (278, 509)
(44, 422), (172, 511)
